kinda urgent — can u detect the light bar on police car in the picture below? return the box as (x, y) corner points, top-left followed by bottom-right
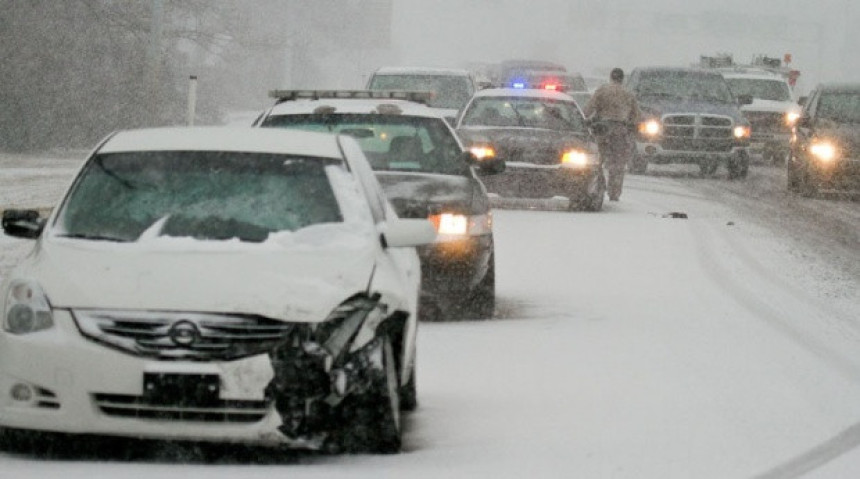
(269, 90), (434, 105)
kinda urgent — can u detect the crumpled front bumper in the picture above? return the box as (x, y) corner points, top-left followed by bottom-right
(0, 301), (392, 449)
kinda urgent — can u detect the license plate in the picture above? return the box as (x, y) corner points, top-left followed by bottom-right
(142, 373), (220, 407)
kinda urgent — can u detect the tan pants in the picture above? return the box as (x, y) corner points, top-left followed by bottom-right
(596, 123), (635, 200)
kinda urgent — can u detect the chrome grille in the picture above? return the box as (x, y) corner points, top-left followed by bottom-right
(93, 393), (269, 423)
(73, 309), (295, 360)
(661, 114), (734, 152)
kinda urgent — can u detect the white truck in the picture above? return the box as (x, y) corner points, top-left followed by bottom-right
(701, 55), (802, 165)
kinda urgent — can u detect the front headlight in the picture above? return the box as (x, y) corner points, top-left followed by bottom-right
(785, 111), (801, 126)
(560, 149), (596, 168)
(733, 125), (751, 139)
(428, 212), (492, 237)
(638, 119), (662, 137)
(810, 141), (838, 162)
(4, 280), (54, 334)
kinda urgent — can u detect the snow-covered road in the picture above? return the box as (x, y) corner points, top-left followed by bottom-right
(1, 156), (859, 478)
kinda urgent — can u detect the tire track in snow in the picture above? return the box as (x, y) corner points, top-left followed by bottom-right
(690, 219), (860, 382)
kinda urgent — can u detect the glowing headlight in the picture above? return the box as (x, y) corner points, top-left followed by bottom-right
(733, 126), (751, 139)
(638, 120), (662, 137)
(561, 149), (590, 167)
(469, 145), (496, 160)
(810, 141), (837, 162)
(4, 280), (54, 334)
(785, 111), (801, 126)
(428, 212), (492, 237)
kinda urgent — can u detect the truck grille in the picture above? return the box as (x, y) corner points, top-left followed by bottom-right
(661, 114), (734, 152)
(73, 309), (295, 361)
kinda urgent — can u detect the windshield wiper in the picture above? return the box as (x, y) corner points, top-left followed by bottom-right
(57, 233), (130, 242)
(639, 92), (684, 101)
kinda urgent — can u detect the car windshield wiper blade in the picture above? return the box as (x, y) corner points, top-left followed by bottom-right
(57, 233), (130, 242)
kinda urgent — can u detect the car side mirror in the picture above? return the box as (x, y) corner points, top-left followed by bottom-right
(380, 219), (436, 248)
(737, 94), (754, 106)
(463, 151), (505, 175)
(2, 209), (45, 239)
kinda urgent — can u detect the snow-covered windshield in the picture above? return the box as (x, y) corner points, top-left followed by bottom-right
(55, 152), (343, 243)
(817, 92), (860, 123)
(461, 97), (587, 131)
(368, 74), (473, 109)
(261, 114), (469, 175)
(726, 78), (792, 102)
(635, 71), (735, 104)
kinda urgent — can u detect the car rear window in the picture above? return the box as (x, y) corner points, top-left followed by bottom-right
(368, 74), (473, 109)
(56, 152), (343, 242)
(460, 97), (587, 132)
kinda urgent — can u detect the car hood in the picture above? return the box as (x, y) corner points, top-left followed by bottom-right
(456, 126), (591, 151)
(741, 99), (800, 114)
(23, 234), (376, 323)
(638, 98), (746, 122)
(375, 171), (480, 217)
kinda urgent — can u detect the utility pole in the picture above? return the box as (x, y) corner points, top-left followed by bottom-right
(147, 0), (164, 125)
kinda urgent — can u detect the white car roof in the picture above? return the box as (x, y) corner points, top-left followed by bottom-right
(99, 127), (344, 159)
(266, 98), (449, 119)
(472, 88), (577, 101)
(372, 66), (471, 77)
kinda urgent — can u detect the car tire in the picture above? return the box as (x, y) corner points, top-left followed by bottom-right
(399, 367), (418, 412)
(337, 336), (402, 454)
(727, 153), (749, 180)
(464, 256), (496, 319)
(799, 170), (820, 198)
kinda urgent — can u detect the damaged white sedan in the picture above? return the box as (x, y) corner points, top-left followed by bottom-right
(0, 127), (435, 453)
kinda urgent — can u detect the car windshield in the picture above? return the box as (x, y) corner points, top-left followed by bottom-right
(726, 78), (792, 102)
(55, 152), (343, 243)
(260, 114), (469, 175)
(460, 96), (587, 132)
(817, 92), (860, 123)
(368, 74), (473, 109)
(635, 71), (735, 103)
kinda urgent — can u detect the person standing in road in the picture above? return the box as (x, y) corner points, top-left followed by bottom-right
(583, 68), (640, 201)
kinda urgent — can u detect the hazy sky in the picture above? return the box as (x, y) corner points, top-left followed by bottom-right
(381, 0), (859, 93)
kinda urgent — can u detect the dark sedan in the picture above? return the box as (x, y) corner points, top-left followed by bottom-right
(789, 83), (860, 196)
(455, 88), (605, 211)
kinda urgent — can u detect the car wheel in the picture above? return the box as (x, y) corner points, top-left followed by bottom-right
(337, 336), (402, 454)
(450, 255), (496, 319)
(726, 153), (748, 180)
(399, 367), (418, 411)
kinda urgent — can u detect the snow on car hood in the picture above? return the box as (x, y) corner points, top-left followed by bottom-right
(375, 171), (476, 217)
(25, 225), (377, 323)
